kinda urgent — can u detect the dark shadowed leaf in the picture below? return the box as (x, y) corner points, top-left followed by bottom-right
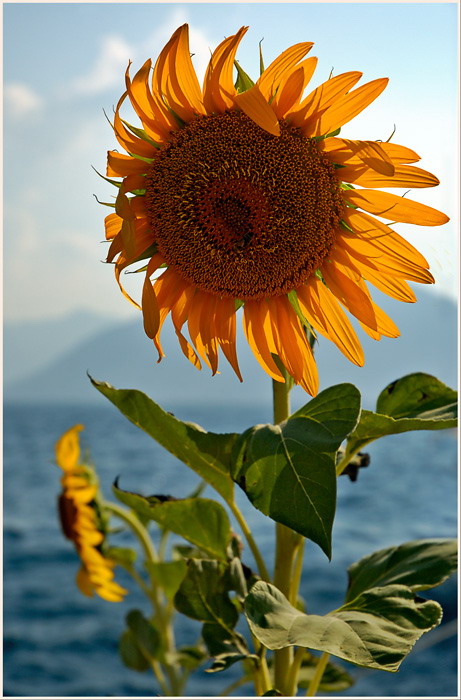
(346, 538), (458, 602)
(119, 629), (150, 672)
(174, 559), (239, 628)
(91, 378), (237, 500)
(232, 384), (361, 557)
(245, 581), (442, 672)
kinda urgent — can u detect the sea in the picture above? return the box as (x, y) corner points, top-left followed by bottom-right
(3, 400), (458, 698)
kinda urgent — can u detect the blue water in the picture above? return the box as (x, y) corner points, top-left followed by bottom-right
(3, 400), (458, 697)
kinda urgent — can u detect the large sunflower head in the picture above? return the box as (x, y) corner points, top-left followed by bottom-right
(55, 425), (128, 602)
(102, 25), (448, 396)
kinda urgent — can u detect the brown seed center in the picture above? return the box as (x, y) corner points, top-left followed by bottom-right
(145, 111), (344, 300)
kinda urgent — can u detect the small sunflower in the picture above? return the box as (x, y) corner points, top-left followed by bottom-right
(55, 425), (127, 602)
(102, 25), (448, 395)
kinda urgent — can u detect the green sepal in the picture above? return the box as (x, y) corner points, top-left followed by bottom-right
(234, 60), (255, 92)
(121, 119), (160, 148)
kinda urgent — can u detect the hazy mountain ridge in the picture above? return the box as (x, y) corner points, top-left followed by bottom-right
(4, 290), (457, 411)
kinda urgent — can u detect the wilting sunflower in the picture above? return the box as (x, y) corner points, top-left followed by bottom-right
(103, 25), (448, 395)
(55, 425), (127, 602)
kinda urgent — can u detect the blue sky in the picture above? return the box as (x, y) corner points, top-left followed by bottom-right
(3, 2), (458, 322)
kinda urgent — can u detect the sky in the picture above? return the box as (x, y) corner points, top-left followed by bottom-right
(3, 1), (459, 323)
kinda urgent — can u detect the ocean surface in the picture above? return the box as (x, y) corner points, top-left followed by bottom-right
(3, 400), (458, 698)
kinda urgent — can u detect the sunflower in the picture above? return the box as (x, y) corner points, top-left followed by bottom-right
(55, 425), (127, 602)
(103, 25), (448, 396)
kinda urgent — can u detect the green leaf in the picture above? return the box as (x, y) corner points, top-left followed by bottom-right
(376, 373), (457, 419)
(232, 384), (361, 557)
(145, 560), (187, 600)
(174, 645), (207, 671)
(90, 378), (237, 501)
(120, 610), (161, 670)
(297, 655), (354, 692)
(344, 374), (457, 461)
(234, 60), (255, 92)
(119, 629), (150, 672)
(174, 559), (239, 629)
(245, 581), (442, 672)
(113, 483), (232, 561)
(105, 546), (137, 567)
(346, 538), (458, 603)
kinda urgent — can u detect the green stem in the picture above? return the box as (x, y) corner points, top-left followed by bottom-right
(289, 537), (305, 606)
(306, 652), (329, 697)
(286, 646), (306, 697)
(102, 500), (158, 563)
(228, 500), (271, 582)
(219, 675), (251, 697)
(272, 369), (298, 694)
(150, 659), (170, 696)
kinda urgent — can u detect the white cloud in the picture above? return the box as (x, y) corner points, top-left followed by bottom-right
(4, 83), (43, 117)
(69, 35), (132, 95)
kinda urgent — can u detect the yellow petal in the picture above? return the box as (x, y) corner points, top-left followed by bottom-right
(338, 163), (440, 188)
(203, 27), (248, 113)
(55, 425), (84, 472)
(271, 57), (318, 118)
(76, 567), (95, 597)
(166, 24), (205, 121)
(104, 212), (123, 241)
(106, 151), (148, 178)
(290, 71), (362, 128)
(257, 41), (314, 101)
(113, 92), (158, 158)
(234, 84), (280, 136)
(344, 189), (449, 226)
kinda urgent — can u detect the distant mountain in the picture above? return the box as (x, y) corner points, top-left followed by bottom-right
(4, 290), (457, 411)
(3, 309), (121, 384)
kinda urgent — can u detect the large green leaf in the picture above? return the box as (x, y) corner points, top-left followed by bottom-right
(113, 483), (232, 561)
(91, 378), (237, 500)
(245, 581), (442, 672)
(343, 374), (457, 464)
(174, 559), (239, 629)
(231, 384), (361, 557)
(346, 538), (458, 602)
(145, 560), (187, 600)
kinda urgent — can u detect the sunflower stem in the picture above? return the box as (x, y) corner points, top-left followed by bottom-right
(306, 652), (330, 696)
(228, 500), (271, 582)
(272, 368), (301, 694)
(102, 500), (159, 563)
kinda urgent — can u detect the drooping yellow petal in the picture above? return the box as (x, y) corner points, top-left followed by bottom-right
(141, 254), (163, 339)
(106, 151), (149, 178)
(321, 257), (379, 330)
(297, 278), (364, 367)
(170, 285), (202, 370)
(243, 301), (285, 382)
(344, 189), (449, 226)
(203, 27), (248, 113)
(56, 425), (84, 472)
(125, 60), (170, 142)
(267, 296), (318, 396)
(214, 297), (242, 381)
(76, 567), (94, 597)
(234, 84), (280, 136)
(104, 212), (123, 241)
(187, 291), (216, 371)
(257, 41), (314, 101)
(308, 77), (388, 137)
